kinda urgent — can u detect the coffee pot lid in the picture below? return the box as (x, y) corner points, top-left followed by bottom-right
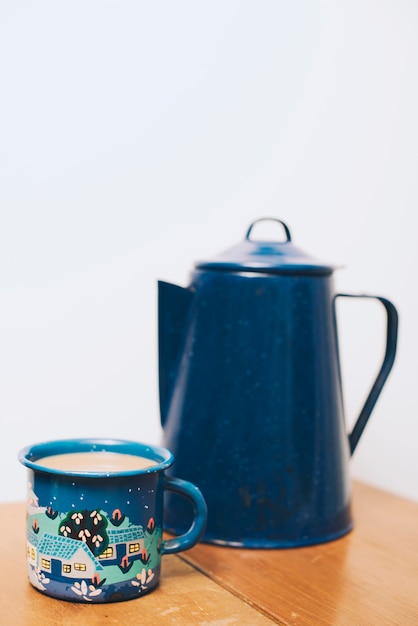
(195, 218), (336, 275)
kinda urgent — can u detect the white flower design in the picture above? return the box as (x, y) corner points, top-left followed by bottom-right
(71, 580), (103, 601)
(131, 568), (154, 592)
(34, 568), (50, 585)
(29, 567), (51, 591)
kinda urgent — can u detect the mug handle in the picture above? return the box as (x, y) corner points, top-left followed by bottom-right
(335, 294), (398, 455)
(161, 476), (207, 554)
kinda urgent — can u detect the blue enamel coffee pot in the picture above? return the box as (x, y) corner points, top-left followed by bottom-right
(158, 218), (398, 547)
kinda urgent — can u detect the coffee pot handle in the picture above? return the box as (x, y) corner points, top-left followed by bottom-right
(335, 294), (398, 454)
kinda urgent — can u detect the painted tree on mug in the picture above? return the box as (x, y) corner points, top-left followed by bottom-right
(59, 509), (109, 555)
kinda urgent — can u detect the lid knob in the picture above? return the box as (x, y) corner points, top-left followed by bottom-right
(194, 216), (335, 275)
(245, 218), (292, 243)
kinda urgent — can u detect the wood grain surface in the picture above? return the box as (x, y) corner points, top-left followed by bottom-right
(180, 481), (418, 626)
(1, 482), (417, 625)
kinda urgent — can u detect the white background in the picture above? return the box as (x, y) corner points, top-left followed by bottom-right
(1, 1), (417, 503)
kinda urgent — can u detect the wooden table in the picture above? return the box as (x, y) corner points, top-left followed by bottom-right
(1, 482), (417, 625)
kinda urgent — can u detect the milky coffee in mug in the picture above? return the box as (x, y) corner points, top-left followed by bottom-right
(37, 451), (158, 473)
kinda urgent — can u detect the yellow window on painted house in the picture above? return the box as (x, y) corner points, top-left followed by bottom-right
(74, 563), (87, 572)
(129, 543), (140, 553)
(99, 547), (114, 559)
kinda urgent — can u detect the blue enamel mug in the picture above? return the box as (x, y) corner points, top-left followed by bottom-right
(18, 439), (207, 603)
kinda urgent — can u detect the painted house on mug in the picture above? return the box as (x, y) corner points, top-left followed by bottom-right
(27, 532), (105, 580)
(26, 524), (146, 582)
(101, 526), (147, 566)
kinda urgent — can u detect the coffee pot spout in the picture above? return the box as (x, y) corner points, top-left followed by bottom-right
(158, 281), (195, 426)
